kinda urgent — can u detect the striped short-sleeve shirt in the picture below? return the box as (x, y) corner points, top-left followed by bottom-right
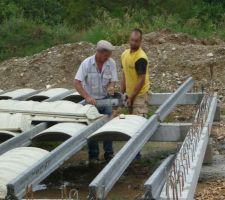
(75, 55), (118, 99)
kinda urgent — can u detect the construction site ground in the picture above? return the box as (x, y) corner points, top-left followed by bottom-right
(1, 29), (225, 199)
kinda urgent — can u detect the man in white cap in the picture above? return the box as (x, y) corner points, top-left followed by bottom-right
(74, 40), (118, 163)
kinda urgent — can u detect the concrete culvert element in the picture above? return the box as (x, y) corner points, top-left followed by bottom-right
(0, 100), (102, 122)
(26, 88), (69, 101)
(62, 91), (84, 103)
(0, 147), (49, 198)
(0, 88), (36, 100)
(33, 122), (87, 141)
(0, 113), (32, 132)
(89, 115), (147, 141)
(0, 131), (18, 143)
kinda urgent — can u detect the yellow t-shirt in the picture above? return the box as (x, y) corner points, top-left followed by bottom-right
(121, 48), (150, 97)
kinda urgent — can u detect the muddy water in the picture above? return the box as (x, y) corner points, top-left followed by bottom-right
(32, 142), (177, 199)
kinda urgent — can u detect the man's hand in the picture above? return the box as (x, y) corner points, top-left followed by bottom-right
(85, 96), (96, 105)
(127, 97), (134, 114)
(127, 96), (134, 107)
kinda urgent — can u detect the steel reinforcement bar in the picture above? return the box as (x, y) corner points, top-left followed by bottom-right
(88, 77), (194, 200)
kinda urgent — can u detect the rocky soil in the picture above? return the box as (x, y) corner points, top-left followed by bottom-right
(0, 29), (225, 101)
(195, 120), (225, 199)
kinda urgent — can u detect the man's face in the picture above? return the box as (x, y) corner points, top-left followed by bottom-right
(97, 50), (112, 63)
(129, 32), (142, 50)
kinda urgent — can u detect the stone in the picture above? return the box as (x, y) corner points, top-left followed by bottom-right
(46, 84), (51, 89)
(177, 81), (182, 85)
(207, 52), (214, 57)
(174, 72), (179, 77)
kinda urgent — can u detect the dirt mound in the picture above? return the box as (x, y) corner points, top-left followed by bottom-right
(0, 29), (225, 101)
(143, 28), (224, 45)
(0, 42), (96, 89)
(196, 179), (225, 200)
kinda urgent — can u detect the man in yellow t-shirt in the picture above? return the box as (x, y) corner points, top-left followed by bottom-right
(121, 28), (150, 117)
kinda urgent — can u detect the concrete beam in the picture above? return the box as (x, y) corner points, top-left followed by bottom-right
(155, 77), (194, 121)
(214, 101), (221, 121)
(149, 92), (203, 105)
(203, 138), (213, 164)
(143, 155), (175, 200)
(151, 123), (191, 142)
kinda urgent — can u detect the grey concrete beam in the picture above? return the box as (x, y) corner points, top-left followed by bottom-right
(155, 77), (194, 121)
(149, 92), (203, 105)
(143, 155), (175, 200)
(0, 123), (48, 156)
(203, 138), (213, 164)
(214, 101), (221, 121)
(151, 123), (191, 142)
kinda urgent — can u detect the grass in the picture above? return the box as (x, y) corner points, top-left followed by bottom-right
(221, 107), (225, 116)
(0, 16), (79, 61)
(0, 8), (225, 61)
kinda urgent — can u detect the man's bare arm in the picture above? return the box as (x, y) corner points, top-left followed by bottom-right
(120, 71), (126, 94)
(74, 79), (96, 105)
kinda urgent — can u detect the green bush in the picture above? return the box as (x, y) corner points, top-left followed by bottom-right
(0, 16), (77, 60)
(0, 0), (225, 61)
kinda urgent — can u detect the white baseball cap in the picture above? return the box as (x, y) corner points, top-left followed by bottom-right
(96, 40), (115, 51)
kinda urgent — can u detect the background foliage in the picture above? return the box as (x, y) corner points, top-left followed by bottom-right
(0, 0), (225, 61)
